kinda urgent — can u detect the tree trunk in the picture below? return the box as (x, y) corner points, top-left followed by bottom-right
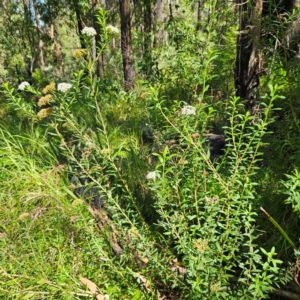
(168, 0), (173, 21)
(32, 0), (45, 70)
(90, 0), (105, 79)
(73, 0), (86, 49)
(234, 0), (263, 115)
(144, 0), (152, 74)
(46, 10), (64, 76)
(132, 0), (142, 32)
(22, 0), (35, 77)
(196, 0), (204, 31)
(119, 0), (134, 89)
(285, 1), (300, 54)
(153, 0), (163, 44)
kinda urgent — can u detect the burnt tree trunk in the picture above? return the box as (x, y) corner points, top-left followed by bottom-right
(120, 0), (135, 89)
(235, 0), (263, 115)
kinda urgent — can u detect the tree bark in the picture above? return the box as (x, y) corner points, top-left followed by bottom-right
(33, 0), (45, 70)
(119, 0), (134, 89)
(168, 0), (173, 21)
(153, 0), (163, 44)
(235, 0), (263, 114)
(196, 0), (204, 31)
(285, 0), (300, 54)
(72, 0), (86, 49)
(90, 0), (105, 79)
(22, 0), (35, 77)
(143, 0), (152, 74)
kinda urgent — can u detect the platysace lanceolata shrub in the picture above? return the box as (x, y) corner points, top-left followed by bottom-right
(142, 85), (290, 299)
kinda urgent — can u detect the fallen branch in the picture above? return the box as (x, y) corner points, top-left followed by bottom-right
(269, 288), (300, 300)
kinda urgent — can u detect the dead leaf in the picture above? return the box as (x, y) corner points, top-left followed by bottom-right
(191, 133), (200, 140)
(88, 206), (123, 255)
(79, 277), (106, 300)
(170, 265), (187, 275)
(139, 91), (150, 98)
(70, 216), (79, 223)
(139, 256), (149, 264)
(169, 259), (187, 275)
(18, 212), (30, 220)
(136, 250), (149, 264)
(0, 232), (7, 239)
(133, 272), (151, 293)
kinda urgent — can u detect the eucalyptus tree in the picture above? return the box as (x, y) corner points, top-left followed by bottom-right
(234, 0), (300, 114)
(0, 0), (37, 80)
(120, 0), (134, 89)
(91, 0), (105, 78)
(32, 0), (45, 70)
(143, 0), (152, 69)
(153, 0), (163, 43)
(235, 0), (263, 114)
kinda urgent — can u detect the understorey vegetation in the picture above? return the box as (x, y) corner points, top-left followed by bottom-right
(1, 1), (300, 299)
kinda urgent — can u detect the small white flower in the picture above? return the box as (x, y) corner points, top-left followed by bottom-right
(181, 105), (196, 116)
(81, 26), (97, 37)
(146, 171), (156, 180)
(57, 82), (72, 92)
(106, 25), (119, 34)
(18, 81), (30, 91)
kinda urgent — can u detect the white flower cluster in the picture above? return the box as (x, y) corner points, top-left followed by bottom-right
(106, 25), (119, 34)
(57, 83), (72, 92)
(146, 171), (156, 180)
(82, 26), (97, 37)
(181, 105), (196, 116)
(18, 81), (30, 91)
